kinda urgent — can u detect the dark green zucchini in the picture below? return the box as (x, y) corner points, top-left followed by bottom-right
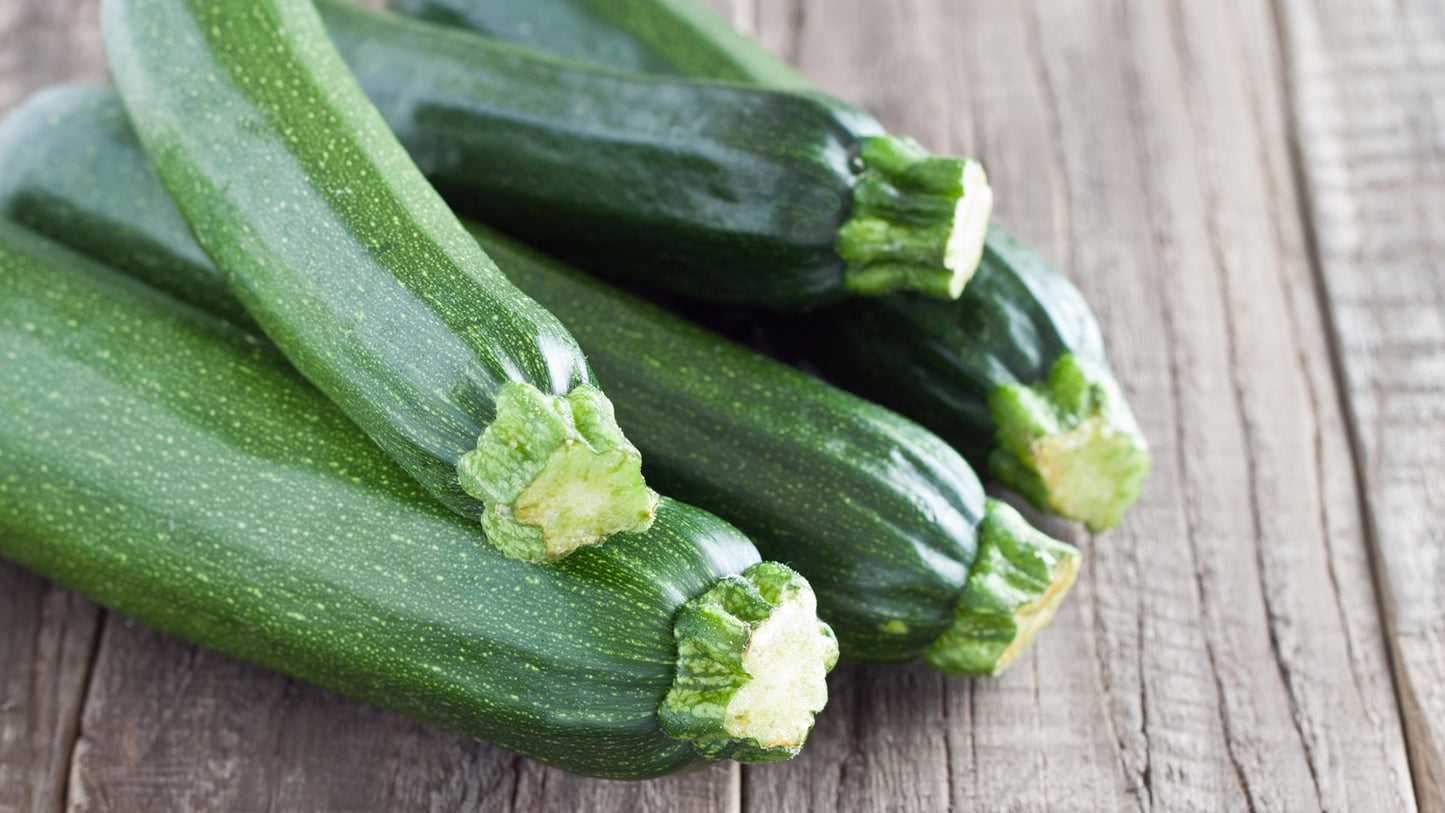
(102, 0), (659, 561)
(799, 237), (1149, 531)
(0, 83), (1078, 674)
(318, 0), (993, 306)
(395, 0), (1151, 530)
(0, 219), (839, 777)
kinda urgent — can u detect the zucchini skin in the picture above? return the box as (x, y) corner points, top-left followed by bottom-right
(0, 84), (990, 664)
(400, 0), (1150, 529)
(489, 235), (981, 661)
(0, 86), (238, 323)
(317, 0), (897, 307)
(0, 221), (763, 780)
(392, 0), (812, 89)
(101, 0), (663, 558)
(389, 0), (811, 88)
(796, 240), (1151, 531)
(803, 228), (1109, 465)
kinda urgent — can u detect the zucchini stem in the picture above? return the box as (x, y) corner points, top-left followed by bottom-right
(987, 354), (1152, 532)
(660, 562), (838, 763)
(457, 383), (659, 562)
(838, 135), (994, 299)
(924, 500), (1081, 676)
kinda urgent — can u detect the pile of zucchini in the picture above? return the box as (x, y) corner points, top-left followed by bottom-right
(0, 0), (1148, 780)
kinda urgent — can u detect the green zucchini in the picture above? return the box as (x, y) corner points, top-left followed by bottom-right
(0, 218), (838, 777)
(798, 240), (1149, 531)
(387, 0), (821, 87)
(392, 0), (812, 89)
(395, 0), (1151, 530)
(101, 0), (660, 562)
(321, 0), (992, 305)
(0, 83), (1078, 674)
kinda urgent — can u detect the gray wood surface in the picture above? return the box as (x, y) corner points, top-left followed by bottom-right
(1274, 0), (1445, 808)
(0, 0), (1439, 810)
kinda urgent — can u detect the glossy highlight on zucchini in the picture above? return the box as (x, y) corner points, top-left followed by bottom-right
(0, 84), (1079, 673)
(320, 0), (992, 305)
(0, 220), (838, 777)
(100, 0), (658, 561)
(399, 0), (1150, 529)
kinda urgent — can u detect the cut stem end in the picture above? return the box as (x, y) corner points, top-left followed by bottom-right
(458, 383), (659, 562)
(924, 500), (1081, 676)
(661, 562), (838, 764)
(988, 354), (1151, 531)
(839, 135), (993, 300)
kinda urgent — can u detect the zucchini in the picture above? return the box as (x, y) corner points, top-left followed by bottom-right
(392, 0), (813, 89)
(396, 0), (1151, 530)
(101, 0), (659, 561)
(322, 0), (992, 305)
(0, 83), (1079, 674)
(798, 239), (1150, 531)
(0, 219), (838, 778)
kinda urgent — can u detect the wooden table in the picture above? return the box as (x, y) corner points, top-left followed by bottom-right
(2, 0), (1441, 810)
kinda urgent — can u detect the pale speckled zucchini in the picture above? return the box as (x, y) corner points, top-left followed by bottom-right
(100, 0), (658, 561)
(0, 219), (837, 777)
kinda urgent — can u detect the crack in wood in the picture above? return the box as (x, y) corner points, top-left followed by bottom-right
(56, 608), (105, 813)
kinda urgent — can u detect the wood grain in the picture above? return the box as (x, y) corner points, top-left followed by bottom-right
(1273, 0), (1445, 808)
(0, 575), (99, 813)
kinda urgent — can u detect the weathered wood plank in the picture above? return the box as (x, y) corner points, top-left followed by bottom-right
(1028, 0), (1412, 807)
(69, 619), (518, 811)
(0, 572), (100, 813)
(1197, 0), (1421, 805)
(0, 4), (110, 813)
(1127, 0), (1415, 806)
(67, 616), (739, 812)
(1273, 0), (1445, 808)
(742, 663), (954, 813)
(0, 0), (105, 111)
